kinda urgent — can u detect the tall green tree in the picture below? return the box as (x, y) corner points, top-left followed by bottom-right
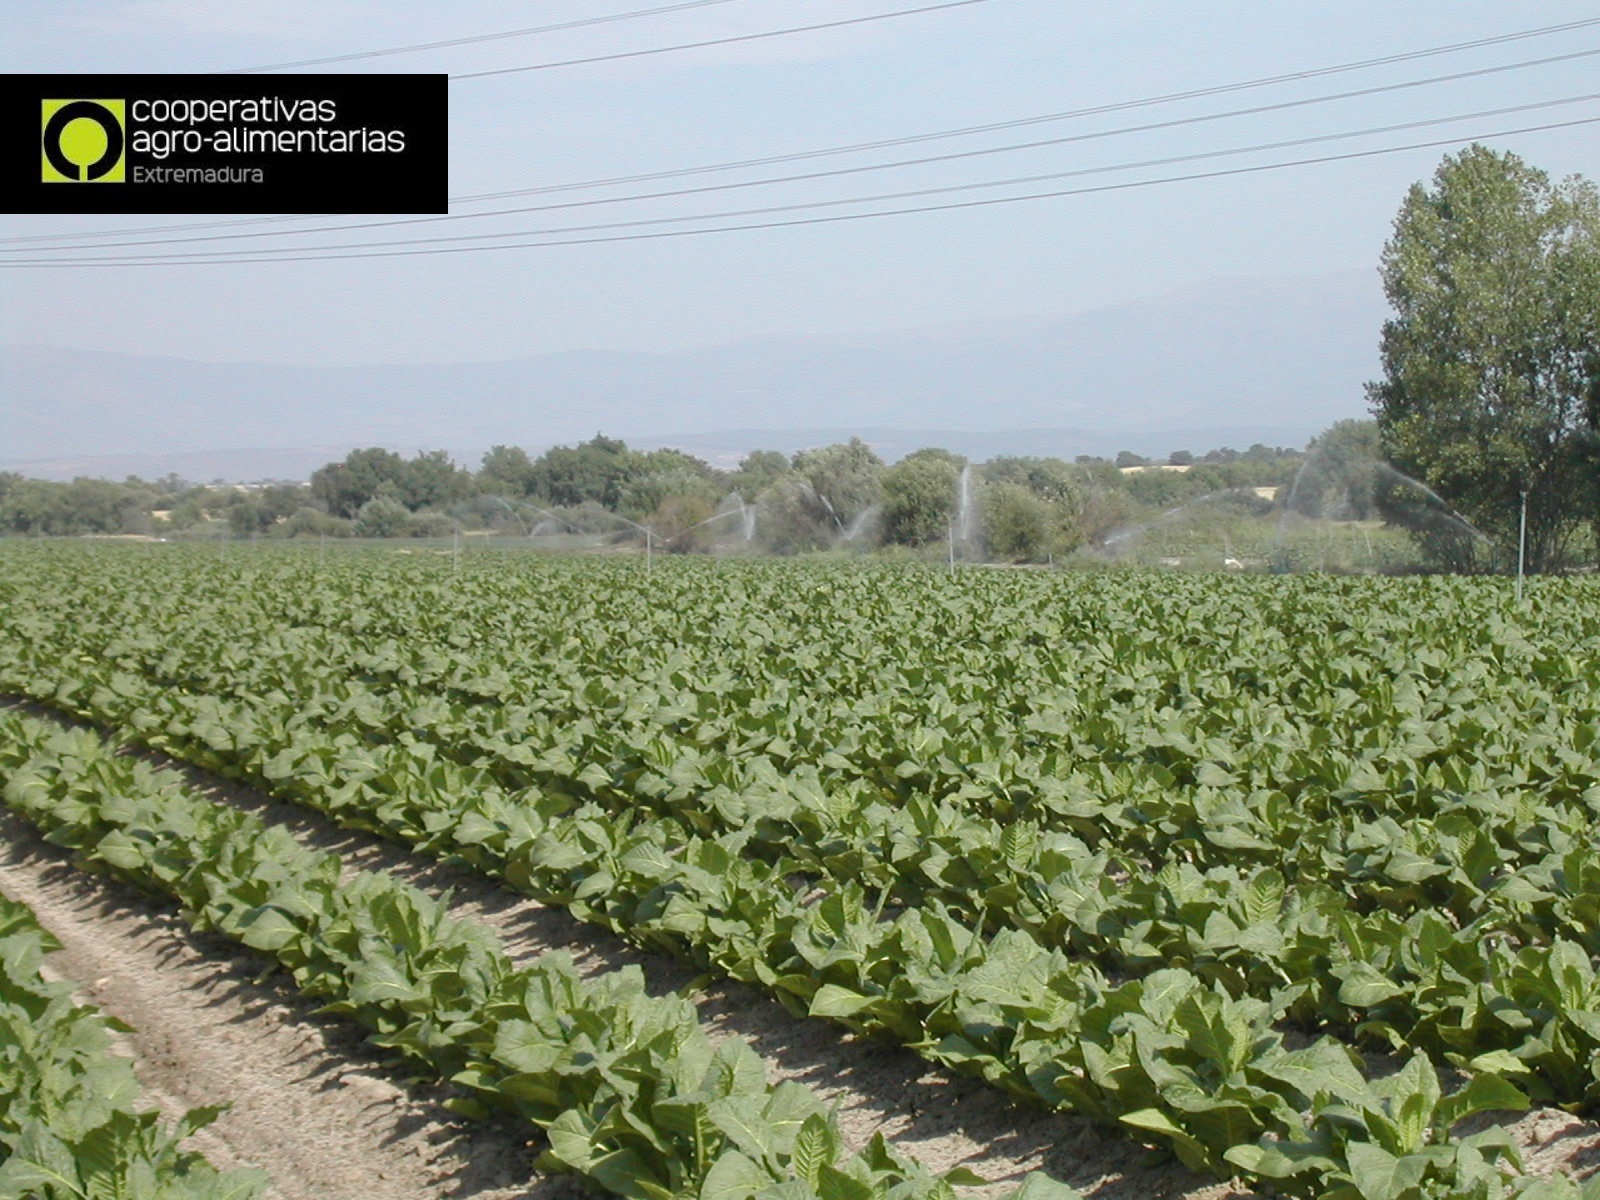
(310, 448), (406, 518)
(1367, 144), (1600, 572)
(726, 450), (788, 503)
(478, 444), (537, 497)
(790, 438), (885, 534)
(619, 448), (718, 517)
(1290, 419), (1383, 521)
(880, 448), (962, 547)
(529, 434), (634, 510)
(397, 449), (473, 511)
(980, 457), (1085, 559)
(226, 484), (308, 536)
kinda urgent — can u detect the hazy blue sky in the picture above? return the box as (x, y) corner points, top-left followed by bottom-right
(3, 1), (1597, 365)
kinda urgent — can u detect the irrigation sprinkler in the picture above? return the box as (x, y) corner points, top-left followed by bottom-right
(664, 504), (750, 546)
(1516, 490), (1528, 602)
(483, 499), (750, 567)
(566, 508), (662, 571)
(633, 506), (749, 566)
(508, 502), (661, 569)
(606, 513), (658, 572)
(523, 503), (576, 535)
(482, 495), (534, 538)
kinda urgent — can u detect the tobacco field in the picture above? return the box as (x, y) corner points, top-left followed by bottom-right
(1, 541), (1598, 1200)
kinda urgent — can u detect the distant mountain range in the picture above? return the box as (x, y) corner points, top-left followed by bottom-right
(0, 270), (1387, 482)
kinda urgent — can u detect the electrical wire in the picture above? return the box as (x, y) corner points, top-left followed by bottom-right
(8, 110), (1592, 267)
(452, 0), (988, 80)
(226, 0), (745, 73)
(451, 15), (1600, 196)
(14, 50), (1596, 256)
(6, 15), (1594, 246)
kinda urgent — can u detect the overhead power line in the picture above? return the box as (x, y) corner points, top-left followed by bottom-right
(6, 15), (1594, 246)
(9, 109), (1593, 267)
(450, 14), (1600, 197)
(17, 50), (1596, 256)
(226, 0), (744, 73)
(448, 0), (988, 80)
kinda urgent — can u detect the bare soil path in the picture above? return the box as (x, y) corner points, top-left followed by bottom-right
(126, 743), (1600, 1196)
(120, 738), (1250, 1200)
(0, 810), (577, 1200)
(5, 702), (1593, 1199)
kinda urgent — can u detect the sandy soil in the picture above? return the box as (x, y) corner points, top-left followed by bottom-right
(93, 744), (1253, 1200)
(2, 707), (1593, 1199)
(0, 811), (577, 1200)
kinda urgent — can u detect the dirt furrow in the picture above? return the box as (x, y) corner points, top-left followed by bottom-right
(16, 703), (1592, 1198)
(0, 810), (576, 1200)
(117, 736), (1246, 1200)
(137, 745), (1600, 1195)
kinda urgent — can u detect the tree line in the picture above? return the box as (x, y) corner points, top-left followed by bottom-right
(0, 437), (1304, 562)
(3, 146), (1593, 570)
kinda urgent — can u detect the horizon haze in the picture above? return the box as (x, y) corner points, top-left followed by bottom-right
(3, 269), (1384, 480)
(2, 4), (1597, 473)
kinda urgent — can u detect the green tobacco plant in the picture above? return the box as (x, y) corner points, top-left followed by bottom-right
(3, 548), (1600, 1197)
(0, 709), (1075, 1200)
(0, 893), (269, 1200)
(1227, 1056), (1533, 1200)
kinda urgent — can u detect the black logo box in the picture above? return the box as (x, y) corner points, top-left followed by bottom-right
(4, 73), (446, 214)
